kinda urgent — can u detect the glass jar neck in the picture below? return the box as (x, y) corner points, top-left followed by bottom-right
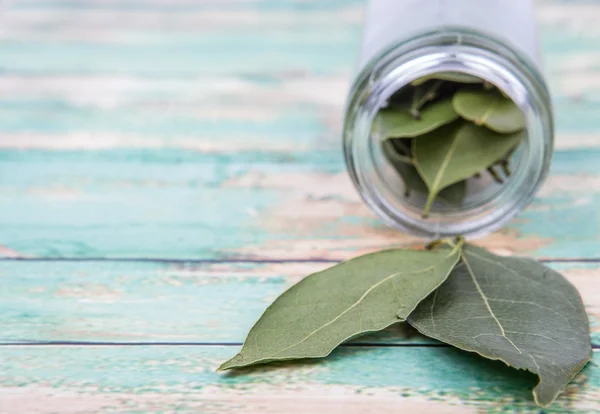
(343, 28), (554, 239)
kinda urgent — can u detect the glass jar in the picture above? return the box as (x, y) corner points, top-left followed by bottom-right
(343, 0), (554, 239)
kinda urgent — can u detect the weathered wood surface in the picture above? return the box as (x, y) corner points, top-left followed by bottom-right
(0, 0), (599, 259)
(1, 0), (600, 411)
(2, 149), (600, 260)
(1, 260), (599, 345)
(0, 346), (598, 414)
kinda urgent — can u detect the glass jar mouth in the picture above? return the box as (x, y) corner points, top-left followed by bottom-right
(343, 28), (554, 239)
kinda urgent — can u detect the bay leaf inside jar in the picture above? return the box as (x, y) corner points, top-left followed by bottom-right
(374, 73), (527, 218)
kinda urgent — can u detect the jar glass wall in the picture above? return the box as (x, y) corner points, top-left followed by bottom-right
(343, 29), (554, 239)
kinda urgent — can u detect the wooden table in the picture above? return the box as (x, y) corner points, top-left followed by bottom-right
(0, 0), (599, 412)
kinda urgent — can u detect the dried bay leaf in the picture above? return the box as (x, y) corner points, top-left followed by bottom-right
(453, 89), (526, 133)
(382, 139), (414, 168)
(375, 98), (458, 139)
(388, 137), (412, 157)
(383, 140), (467, 206)
(412, 72), (482, 86)
(437, 180), (467, 207)
(409, 80), (443, 118)
(407, 244), (592, 407)
(219, 242), (463, 371)
(413, 123), (524, 217)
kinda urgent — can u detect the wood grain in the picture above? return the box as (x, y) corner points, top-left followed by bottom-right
(1, 149), (600, 259)
(0, 260), (596, 345)
(0, 0), (599, 259)
(1, 0), (599, 411)
(0, 345), (597, 413)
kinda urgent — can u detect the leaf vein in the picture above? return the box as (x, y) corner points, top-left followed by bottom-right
(478, 95), (500, 125)
(467, 250), (578, 310)
(462, 252), (523, 355)
(504, 330), (570, 349)
(270, 265), (436, 357)
(486, 298), (571, 327)
(429, 130), (461, 198)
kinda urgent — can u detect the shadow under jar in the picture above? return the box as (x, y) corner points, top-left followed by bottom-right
(343, 0), (554, 239)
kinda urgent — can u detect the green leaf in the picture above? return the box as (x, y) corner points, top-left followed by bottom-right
(408, 80), (444, 118)
(437, 180), (467, 207)
(219, 242), (463, 371)
(453, 90), (526, 133)
(412, 72), (482, 86)
(382, 140), (467, 206)
(407, 244), (592, 408)
(413, 123), (524, 217)
(382, 139), (414, 168)
(375, 98), (458, 139)
(388, 137), (412, 157)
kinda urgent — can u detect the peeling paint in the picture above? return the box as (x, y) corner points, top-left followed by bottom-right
(0, 245), (24, 258)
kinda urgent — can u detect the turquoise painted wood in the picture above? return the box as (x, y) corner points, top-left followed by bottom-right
(2, 149), (600, 259)
(1, 0), (600, 411)
(0, 346), (597, 413)
(0, 260), (598, 345)
(0, 0), (599, 259)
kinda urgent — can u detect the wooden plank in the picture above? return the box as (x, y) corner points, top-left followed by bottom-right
(0, 0), (594, 152)
(0, 1), (597, 412)
(0, 259), (420, 344)
(0, 345), (597, 413)
(0, 0), (599, 259)
(0, 1), (362, 76)
(0, 260), (598, 344)
(1, 148), (600, 259)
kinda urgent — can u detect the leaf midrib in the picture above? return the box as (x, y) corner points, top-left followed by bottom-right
(269, 266), (435, 358)
(468, 250), (578, 312)
(428, 130), (461, 197)
(462, 251), (523, 354)
(268, 245), (462, 359)
(477, 94), (500, 125)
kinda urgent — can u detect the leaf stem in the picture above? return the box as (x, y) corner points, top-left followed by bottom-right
(426, 240), (445, 250)
(426, 237), (465, 254)
(500, 160), (511, 177)
(487, 166), (504, 184)
(422, 192), (436, 219)
(410, 81), (444, 119)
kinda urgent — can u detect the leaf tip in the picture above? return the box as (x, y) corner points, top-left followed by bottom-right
(217, 353), (245, 372)
(216, 362), (230, 372)
(532, 387), (555, 409)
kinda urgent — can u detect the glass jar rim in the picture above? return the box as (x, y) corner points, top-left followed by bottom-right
(343, 27), (554, 239)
